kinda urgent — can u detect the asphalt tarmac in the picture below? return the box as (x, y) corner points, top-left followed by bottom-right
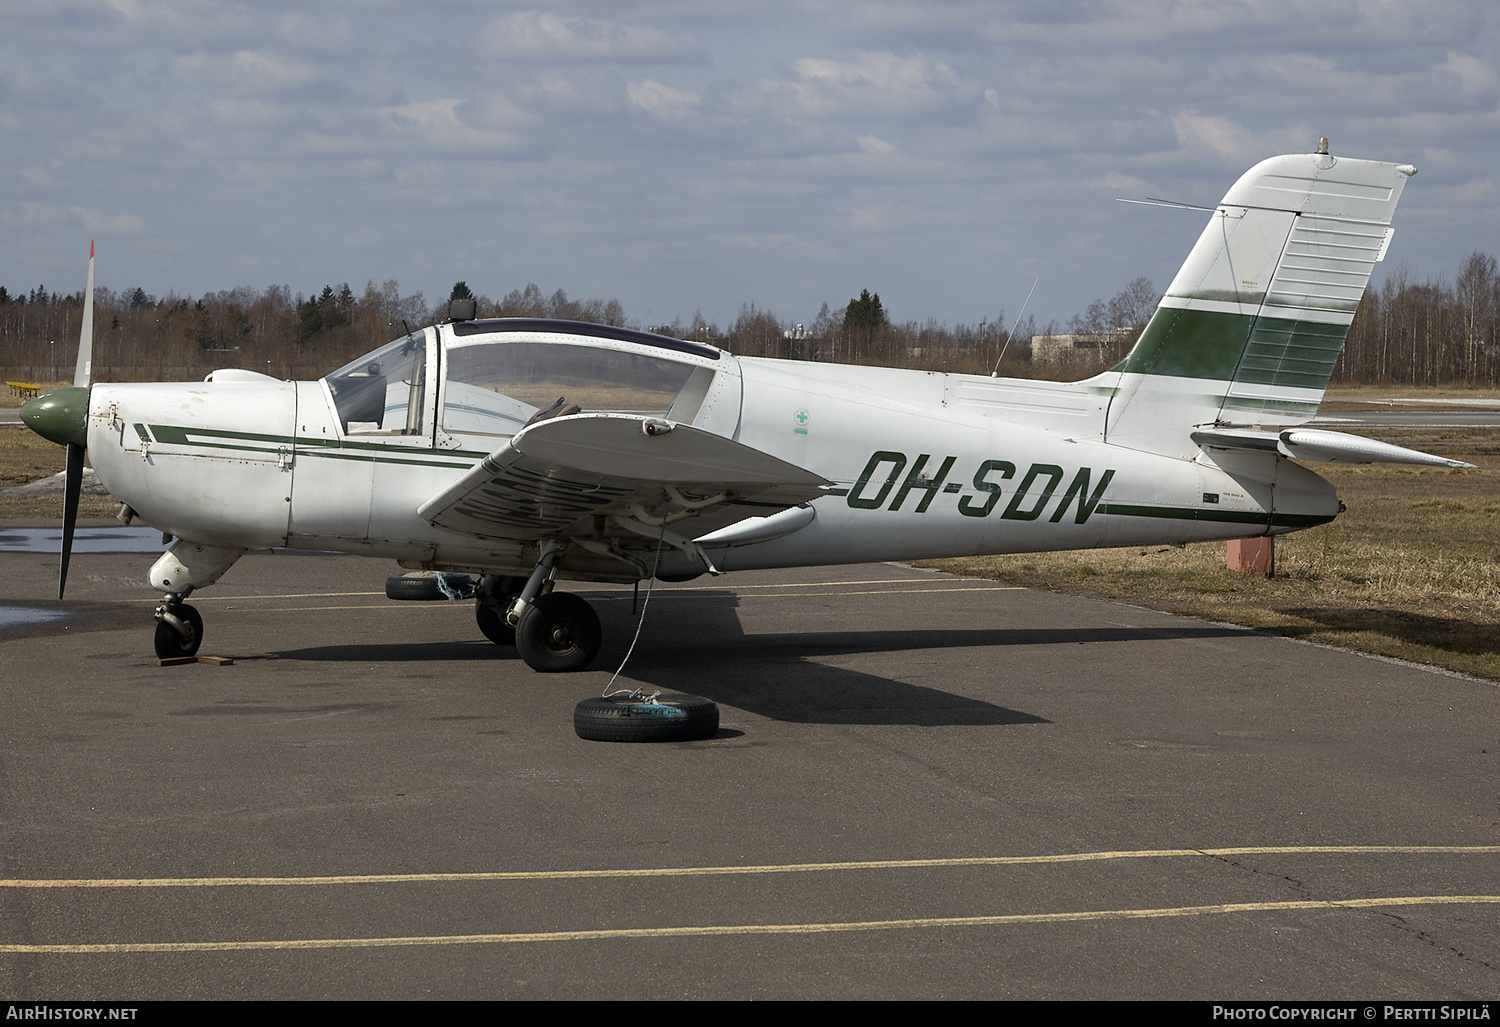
(1, 545), (1498, 1000)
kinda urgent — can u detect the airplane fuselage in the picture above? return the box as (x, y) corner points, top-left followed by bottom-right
(83, 329), (1336, 587)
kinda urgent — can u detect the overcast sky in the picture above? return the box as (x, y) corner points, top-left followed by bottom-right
(4, 0), (1497, 331)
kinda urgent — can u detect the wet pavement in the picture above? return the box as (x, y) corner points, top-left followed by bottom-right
(0, 525), (168, 554)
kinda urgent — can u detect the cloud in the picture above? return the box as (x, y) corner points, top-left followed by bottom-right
(0, 0), (1497, 328)
(750, 51), (968, 120)
(1171, 114), (1310, 169)
(2, 202), (145, 235)
(1441, 51), (1499, 98)
(1087, 173), (1150, 194)
(375, 99), (520, 153)
(173, 50), (319, 95)
(480, 12), (705, 65)
(627, 80), (701, 120)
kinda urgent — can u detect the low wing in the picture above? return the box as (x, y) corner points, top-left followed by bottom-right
(417, 414), (829, 546)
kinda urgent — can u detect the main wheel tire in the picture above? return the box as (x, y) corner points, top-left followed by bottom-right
(153, 603), (203, 659)
(516, 592), (601, 673)
(574, 692), (719, 743)
(385, 572), (472, 601)
(475, 600), (516, 646)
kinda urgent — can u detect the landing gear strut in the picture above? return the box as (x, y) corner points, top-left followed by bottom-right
(506, 542), (603, 673)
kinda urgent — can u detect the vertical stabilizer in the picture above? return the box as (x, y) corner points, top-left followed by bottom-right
(1104, 152), (1415, 457)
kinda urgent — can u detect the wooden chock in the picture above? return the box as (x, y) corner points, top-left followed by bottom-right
(1227, 537), (1275, 576)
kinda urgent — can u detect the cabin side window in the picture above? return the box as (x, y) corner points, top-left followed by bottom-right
(441, 339), (713, 437)
(322, 333), (429, 435)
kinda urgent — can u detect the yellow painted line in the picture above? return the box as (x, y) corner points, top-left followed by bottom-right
(178, 591), (383, 602)
(605, 586), (1024, 601)
(139, 584), (1019, 609)
(161, 579), (997, 604)
(235, 599), (462, 608)
(5, 846), (1496, 890)
(668, 578), (980, 590)
(5, 895), (1499, 954)
(734, 586), (1022, 598)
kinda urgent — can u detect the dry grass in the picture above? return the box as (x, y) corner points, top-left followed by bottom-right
(1320, 385), (1500, 411)
(0, 426), (121, 518)
(929, 427), (1500, 680)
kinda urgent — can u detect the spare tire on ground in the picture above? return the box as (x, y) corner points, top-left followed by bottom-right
(384, 572), (473, 601)
(574, 692), (719, 743)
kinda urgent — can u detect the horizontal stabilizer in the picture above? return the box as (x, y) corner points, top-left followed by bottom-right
(418, 414), (829, 543)
(1192, 427), (1475, 468)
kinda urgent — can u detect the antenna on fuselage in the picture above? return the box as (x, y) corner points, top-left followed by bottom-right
(990, 277), (1038, 377)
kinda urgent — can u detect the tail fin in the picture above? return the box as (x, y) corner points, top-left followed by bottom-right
(1103, 150), (1415, 456)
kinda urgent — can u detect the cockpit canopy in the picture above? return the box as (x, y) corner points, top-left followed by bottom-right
(321, 320), (726, 439)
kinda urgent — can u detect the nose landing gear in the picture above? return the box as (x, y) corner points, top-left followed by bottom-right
(146, 541), (242, 662)
(153, 598), (203, 659)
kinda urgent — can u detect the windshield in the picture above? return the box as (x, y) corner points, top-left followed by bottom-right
(442, 339), (714, 437)
(323, 332), (428, 435)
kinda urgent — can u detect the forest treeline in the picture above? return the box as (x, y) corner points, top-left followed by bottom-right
(2, 251), (1498, 387)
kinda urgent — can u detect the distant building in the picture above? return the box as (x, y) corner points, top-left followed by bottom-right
(1031, 330), (1134, 365)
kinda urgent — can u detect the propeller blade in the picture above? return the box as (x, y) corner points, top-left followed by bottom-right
(59, 241), (94, 598)
(59, 441), (84, 599)
(75, 240), (94, 388)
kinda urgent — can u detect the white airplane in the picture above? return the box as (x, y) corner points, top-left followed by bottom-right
(21, 146), (1472, 672)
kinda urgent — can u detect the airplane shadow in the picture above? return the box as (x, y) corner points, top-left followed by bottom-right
(589, 593), (1251, 726)
(262, 589), (1254, 727)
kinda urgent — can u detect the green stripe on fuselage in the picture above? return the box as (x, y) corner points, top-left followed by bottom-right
(140, 424), (486, 469)
(1099, 502), (1332, 530)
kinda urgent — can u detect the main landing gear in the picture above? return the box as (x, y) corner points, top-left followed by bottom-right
(389, 560), (607, 673)
(498, 543), (603, 674)
(515, 592), (601, 673)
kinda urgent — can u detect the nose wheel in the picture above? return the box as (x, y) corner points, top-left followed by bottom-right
(153, 602), (203, 659)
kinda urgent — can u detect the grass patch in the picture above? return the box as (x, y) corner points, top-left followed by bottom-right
(0, 425), (122, 518)
(1320, 385), (1500, 411)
